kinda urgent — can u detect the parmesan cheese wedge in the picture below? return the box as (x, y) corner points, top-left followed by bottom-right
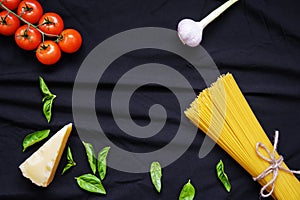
(19, 123), (73, 187)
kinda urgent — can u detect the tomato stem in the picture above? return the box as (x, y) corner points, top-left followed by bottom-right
(41, 43), (49, 50)
(55, 35), (63, 43)
(43, 17), (54, 25)
(0, 14), (8, 25)
(36, 17), (55, 29)
(24, 24), (30, 37)
(0, 3), (60, 41)
(23, 3), (33, 12)
(42, 33), (45, 44)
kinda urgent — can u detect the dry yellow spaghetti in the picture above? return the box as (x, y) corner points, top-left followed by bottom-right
(185, 73), (300, 200)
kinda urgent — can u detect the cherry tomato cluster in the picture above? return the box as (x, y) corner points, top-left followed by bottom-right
(0, 0), (82, 65)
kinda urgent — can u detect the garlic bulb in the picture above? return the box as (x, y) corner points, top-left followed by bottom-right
(177, 0), (239, 47)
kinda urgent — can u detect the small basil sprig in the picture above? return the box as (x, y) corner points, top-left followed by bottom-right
(216, 160), (231, 192)
(83, 142), (97, 174)
(39, 76), (56, 123)
(22, 129), (50, 152)
(97, 146), (110, 180)
(179, 179), (195, 200)
(61, 146), (76, 175)
(150, 161), (162, 193)
(75, 174), (106, 194)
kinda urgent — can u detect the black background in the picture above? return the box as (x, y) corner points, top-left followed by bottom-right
(0, 0), (299, 199)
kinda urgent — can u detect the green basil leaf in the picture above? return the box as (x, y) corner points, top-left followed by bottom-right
(150, 161), (162, 193)
(43, 97), (55, 123)
(216, 160), (231, 192)
(62, 163), (75, 175)
(22, 129), (50, 152)
(67, 146), (74, 162)
(39, 76), (53, 96)
(97, 146), (110, 180)
(179, 179), (195, 200)
(42, 95), (54, 103)
(83, 142), (97, 174)
(39, 76), (56, 123)
(61, 146), (76, 175)
(75, 174), (106, 194)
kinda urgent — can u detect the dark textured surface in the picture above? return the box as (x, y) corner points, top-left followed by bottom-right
(0, 0), (299, 199)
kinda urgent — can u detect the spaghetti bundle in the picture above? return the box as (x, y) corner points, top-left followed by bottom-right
(185, 73), (300, 199)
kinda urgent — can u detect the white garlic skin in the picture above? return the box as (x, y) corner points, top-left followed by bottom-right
(177, 19), (203, 47)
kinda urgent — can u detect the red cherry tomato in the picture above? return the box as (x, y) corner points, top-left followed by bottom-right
(17, 0), (43, 24)
(36, 40), (61, 65)
(58, 29), (82, 53)
(0, 11), (20, 36)
(15, 25), (41, 50)
(38, 12), (64, 36)
(1, 0), (21, 10)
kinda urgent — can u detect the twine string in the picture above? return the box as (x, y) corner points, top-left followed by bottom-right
(253, 131), (300, 198)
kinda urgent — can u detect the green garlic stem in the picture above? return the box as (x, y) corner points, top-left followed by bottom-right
(199, 0), (239, 28)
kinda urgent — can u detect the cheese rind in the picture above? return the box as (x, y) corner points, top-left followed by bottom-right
(19, 123), (72, 187)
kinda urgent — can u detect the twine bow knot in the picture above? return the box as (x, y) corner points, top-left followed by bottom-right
(253, 131), (300, 198)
